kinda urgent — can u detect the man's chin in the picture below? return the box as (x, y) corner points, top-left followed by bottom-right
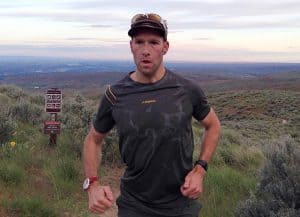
(138, 67), (154, 76)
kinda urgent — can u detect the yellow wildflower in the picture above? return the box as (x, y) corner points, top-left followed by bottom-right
(10, 141), (16, 148)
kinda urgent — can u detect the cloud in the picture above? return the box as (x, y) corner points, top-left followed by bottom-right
(63, 0), (300, 17)
(0, 0), (299, 62)
(287, 46), (299, 50)
(89, 24), (114, 28)
(1, 0), (299, 30)
(194, 37), (213, 41)
(0, 1), (29, 8)
(170, 16), (300, 30)
(0, 9), (124, 24)
(0, 43), (131, 60)
(66, 37), (97, 41)
(167, 44), (300, 62)
(65, 37), (128, 43)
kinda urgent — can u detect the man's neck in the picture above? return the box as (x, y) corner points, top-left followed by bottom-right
(132, 66), (166, 84)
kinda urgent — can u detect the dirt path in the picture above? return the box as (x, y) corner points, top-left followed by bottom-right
(98, 166), (124, 217)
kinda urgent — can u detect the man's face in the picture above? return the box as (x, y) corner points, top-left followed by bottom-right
(130, 31), (169, 77)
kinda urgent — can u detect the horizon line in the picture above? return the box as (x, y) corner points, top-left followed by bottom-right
(0, 55), (300, 65)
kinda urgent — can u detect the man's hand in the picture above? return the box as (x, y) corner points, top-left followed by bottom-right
(88, 183), (114, 214)
(180, 165), (206, 199)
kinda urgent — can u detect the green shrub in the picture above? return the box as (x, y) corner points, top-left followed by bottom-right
(290, 114), (300, 141)
(219, 128), (243, 146)
(46, 156), (80, 199)
(0, 161), (24, 185)
(56, 133), (75, 156)
(9, 100), (43, 125)
(60, 95), (94, 156)
(209, 127), (264, 172)
(56, 157), (79, 182)
(0, 92), (11, 104)
(29, 94), (44, 106)
(102, 129), (122, 165)
(0, 143), (34, 169)
(62, 95), (94, 130)
(0, 109), (14, 144)
(3, 197), (57, 217)
(0, 85), (25, 101)
(56, 130), (85, 158)
(215, 144), (264, 171)
(200, 166), (256, 217)
(235, 136), (300, 217)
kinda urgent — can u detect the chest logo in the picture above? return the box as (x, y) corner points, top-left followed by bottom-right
(141, 99), (156, 104)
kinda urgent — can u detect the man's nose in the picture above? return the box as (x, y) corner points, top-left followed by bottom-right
(141, 43), (151, 56)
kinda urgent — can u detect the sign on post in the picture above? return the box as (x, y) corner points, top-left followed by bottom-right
(44, 88), (62, 146)
(45, 88), (62, 113)
(43, 121), (61, 134)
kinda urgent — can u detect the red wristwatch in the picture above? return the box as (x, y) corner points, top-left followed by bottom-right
(83, 177), (98, 191)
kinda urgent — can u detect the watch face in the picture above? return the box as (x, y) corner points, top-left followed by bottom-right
(83, 178), (90, 190)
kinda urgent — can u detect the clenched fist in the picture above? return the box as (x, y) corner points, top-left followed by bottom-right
(88, 183), (114, 214)
(180, 165), (206, 199)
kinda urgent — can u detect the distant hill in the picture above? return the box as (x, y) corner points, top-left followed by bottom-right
(1, 56), (300, 77)
(200, 71), (300, 92)
(0, 56), (134, 76)
(1, 70), (299, 96)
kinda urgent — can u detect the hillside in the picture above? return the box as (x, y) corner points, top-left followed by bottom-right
(1, 66), (299, 94)
(0, 72), (299, 217)
(209, 90), (300, 142)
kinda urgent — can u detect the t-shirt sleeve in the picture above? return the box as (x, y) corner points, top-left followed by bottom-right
(93, 89), (115, 133)
(189, 81), (211, 121)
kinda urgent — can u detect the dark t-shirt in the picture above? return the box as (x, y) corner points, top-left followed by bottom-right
(93, 69), (210, 216)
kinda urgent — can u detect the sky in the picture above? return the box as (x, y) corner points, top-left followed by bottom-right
(0, 0), (300, 63)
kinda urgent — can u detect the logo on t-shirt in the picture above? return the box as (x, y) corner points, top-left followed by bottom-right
(141, 99), (156, 104)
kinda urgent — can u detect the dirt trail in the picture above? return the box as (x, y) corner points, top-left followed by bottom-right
(100, 201), (119, 217)
(98, 166), (124, 217)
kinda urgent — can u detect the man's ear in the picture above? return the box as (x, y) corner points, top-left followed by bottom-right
(162, 40), (169, 55)
(130, 40), (133, 53)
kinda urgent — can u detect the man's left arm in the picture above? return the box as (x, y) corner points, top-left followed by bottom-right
(181, 108), (221, 199)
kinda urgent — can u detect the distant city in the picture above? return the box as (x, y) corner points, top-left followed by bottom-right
(0, 56), (300, 78)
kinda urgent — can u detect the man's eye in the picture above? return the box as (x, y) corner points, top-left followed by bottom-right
(150, 41), (159, 45)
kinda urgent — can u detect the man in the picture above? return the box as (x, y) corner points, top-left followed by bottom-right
(83, 13), (221, 217)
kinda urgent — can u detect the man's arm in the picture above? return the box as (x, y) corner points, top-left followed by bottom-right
(181, 108), (221, 199)
(198, 107), (221, 163)
(83, 126), (114, 214)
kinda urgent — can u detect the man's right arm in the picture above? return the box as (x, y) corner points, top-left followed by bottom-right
(83, 126), (114, 214)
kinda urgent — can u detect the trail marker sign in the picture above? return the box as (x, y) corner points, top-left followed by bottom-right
(45, 88), (62, 113)
(44, 121), (61, 134)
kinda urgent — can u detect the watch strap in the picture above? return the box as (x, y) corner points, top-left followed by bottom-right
(89, 176), (98, 184)
(194, 160), (208, 171)
(83, 176), (98, 191)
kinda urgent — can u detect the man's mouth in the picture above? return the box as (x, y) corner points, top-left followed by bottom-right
(141, 60), (151, 64)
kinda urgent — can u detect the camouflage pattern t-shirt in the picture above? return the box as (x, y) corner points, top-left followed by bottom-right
(93, 69), (210, 216)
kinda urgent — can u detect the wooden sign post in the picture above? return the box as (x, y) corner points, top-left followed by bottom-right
(44, 88), (62, 146)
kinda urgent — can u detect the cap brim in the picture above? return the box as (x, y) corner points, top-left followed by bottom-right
(128, 21), (166, 39)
